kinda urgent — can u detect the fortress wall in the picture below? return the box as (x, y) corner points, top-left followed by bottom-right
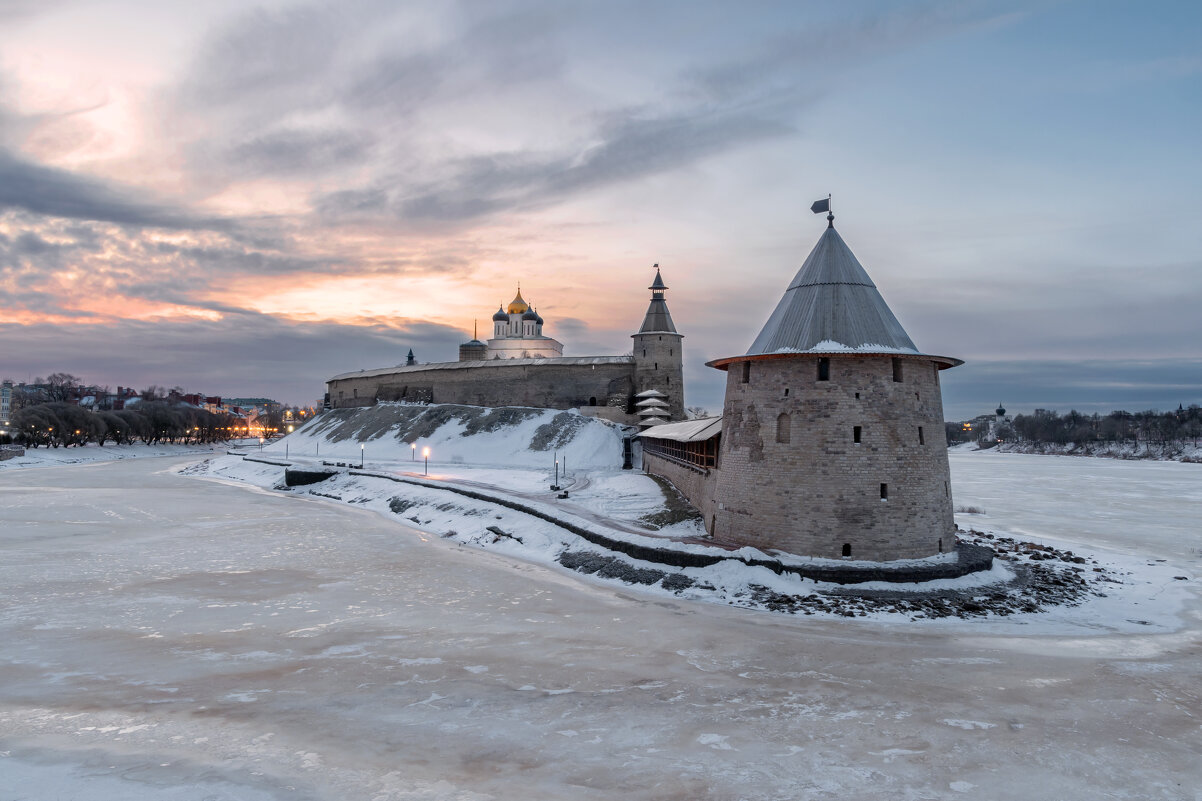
(641, 451), (718, 533)
(329, 361), (637, 419)
(712, 354), (955, 561)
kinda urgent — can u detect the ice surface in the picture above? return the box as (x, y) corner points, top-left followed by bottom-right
(0, 451), (1199, 799)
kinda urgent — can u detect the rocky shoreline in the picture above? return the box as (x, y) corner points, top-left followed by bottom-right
(558, 528), (1120, 620)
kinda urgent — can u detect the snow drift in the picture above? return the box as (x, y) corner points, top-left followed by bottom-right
(271, 403), (627, 469)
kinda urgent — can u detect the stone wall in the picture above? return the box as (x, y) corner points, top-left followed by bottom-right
(712, 354), (956, 561)
(632, 331), (685, 419)
(328, 358), (639, 422)
(641, 450), (718, 532)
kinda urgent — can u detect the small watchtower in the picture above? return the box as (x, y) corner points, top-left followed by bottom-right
(632, 265), (684, 420)
(706, 209), (962, 561)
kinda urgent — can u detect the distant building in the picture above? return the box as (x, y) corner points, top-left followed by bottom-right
(479, 288), (563, 360)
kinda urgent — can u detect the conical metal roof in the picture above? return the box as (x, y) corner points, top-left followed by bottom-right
(746, 226), (918, 356)
(636, 265), (679, 335)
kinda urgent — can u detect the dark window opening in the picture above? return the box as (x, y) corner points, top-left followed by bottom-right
(711, 515), (717, 535)
(643, 348), (646, 357)
(880, 483), (888, 501)
(817, 357), (830, 381)
(666, 376), (671, 385)
(945, 481), (949, 497)
(784, 388), (789, 397)
(654, 362), (658, 370)
(918, 426), (925, 444)
(658, 336), (662, 341)
(854, 392), (860, 399)
(938, 538), (943, 553)
(892, 357), (903, 383)
(853, 425), (862, 443)
(841, 543), (852, 557)
(741, 362), (750, 384)
(776, 412), (791, 444)
(589, 397), (597, 406)
(916, 392), (920, 401)
(669, 349), (673, 356)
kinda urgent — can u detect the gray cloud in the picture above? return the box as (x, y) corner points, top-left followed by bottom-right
(221, 127), (377, 176)
(941, 359), (1202, 420)
(0, 313), (467, 406)
(0, 147), (226, 230)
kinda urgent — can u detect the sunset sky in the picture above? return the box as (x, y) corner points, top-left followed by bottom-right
(2, 0), (1200, 419)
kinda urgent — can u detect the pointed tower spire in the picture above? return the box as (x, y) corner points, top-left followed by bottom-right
(638, 264), (677, 333)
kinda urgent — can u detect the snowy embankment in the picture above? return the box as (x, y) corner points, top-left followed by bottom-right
(264, 402), (624, 469)
(183, 405), (1195, 632)
(966, 440), (1202, 462)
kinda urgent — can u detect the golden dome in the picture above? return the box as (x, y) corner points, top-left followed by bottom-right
(506, 287), (529, 314)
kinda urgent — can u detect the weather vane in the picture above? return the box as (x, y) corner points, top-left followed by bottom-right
(811, 194), (833, 227)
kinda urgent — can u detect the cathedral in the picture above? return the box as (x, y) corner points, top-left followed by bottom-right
(458, 288), (564, 361)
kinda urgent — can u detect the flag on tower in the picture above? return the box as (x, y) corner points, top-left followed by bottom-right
(810, 197), (830, 214)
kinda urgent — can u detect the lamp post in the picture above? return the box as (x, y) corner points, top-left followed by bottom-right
(360, 442), (365, 468)
(259, 437), (264, 451)
(411, 442), (416, 461)
(422, 446), (430, 476)
(555, 456), (559, 488)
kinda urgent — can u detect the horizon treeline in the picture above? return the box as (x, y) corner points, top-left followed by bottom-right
(5, 401), (244, 448)
(946, 406), (1202, 448)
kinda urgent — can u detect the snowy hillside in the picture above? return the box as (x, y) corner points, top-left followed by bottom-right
(271, 403), (627, 469)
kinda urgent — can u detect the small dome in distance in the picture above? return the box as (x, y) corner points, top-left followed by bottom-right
(492, 306), (507, 322)
(522, 307), (538, 321)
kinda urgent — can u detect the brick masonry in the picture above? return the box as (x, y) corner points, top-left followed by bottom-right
(711, 354), (957, 561)
(328, 361), (642, 422)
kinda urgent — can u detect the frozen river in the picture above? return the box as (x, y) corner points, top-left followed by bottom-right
(1, 455), (1199, 800)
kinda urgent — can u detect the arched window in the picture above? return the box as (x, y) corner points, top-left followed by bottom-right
(842, 543), (852, 557)
(589, 397), (597, 406)
(776, 412), (791, 443)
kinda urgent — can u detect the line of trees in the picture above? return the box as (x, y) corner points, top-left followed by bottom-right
(8, 402), (242, 448)
(947, 406), (1202, 448)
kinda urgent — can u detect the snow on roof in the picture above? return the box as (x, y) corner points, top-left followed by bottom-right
(329, 355), (633, 383)
(637, 416), (722, 443)
(634, 389), (666, 398)
(745, 226), (919, 356)
(635, 398), (670, 407)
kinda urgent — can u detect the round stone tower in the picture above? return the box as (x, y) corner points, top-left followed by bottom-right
(632, 265), (684, 420)
(706, 219), (962, 561)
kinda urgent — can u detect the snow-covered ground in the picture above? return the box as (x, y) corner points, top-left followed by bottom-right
(0, 440), (247, 471)
(1, 445), (1200, 798)
(270, 402), (626, 470)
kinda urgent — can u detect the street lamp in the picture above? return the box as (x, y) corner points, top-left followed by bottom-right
(360, 442), (365, 468)
(411, 442), (416, 461)
(422, 446), (430, 476)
